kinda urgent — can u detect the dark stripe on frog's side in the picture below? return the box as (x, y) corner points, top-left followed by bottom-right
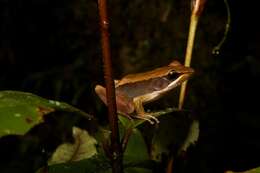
(116, 77), (172, 99)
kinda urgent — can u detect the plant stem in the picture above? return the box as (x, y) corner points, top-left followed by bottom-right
(121, 126), (134, 152)
(166, 157), (174, 173)
(178, 14), (198, 109)
(97, 0), (123, 172)
(178, 0), (206, 109)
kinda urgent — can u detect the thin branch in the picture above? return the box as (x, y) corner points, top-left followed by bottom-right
(178, 0), (206, 109)
(97, 0), (123, 172)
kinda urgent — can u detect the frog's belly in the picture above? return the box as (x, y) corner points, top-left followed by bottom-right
(133, 79), (181, 104)
(135, 90), (165, 104)
(116, 77), (171, 98)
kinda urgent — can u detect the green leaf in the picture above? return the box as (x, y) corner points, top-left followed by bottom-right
(123, 128), (149, 164)
(0, 90), (92, 137)
(49, 127), (98, 165)
(46, 155), (156, 173)
(226, 167), (260, 173)
(125, 167), (152, 173)
(124, 159), (159, 171)
(47, 155), (111, 173)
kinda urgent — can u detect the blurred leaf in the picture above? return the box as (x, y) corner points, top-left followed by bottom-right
(35, 167), (46, 173)
(47, 155), (111, 173)
(123, 128), (149, 164)
(150, 113), (192, 161)
(46, 155), (156, 173)
(124, 159), (159, 172)
(179, 120), (199, 152)
(0, 111), (97, 173)
(124, 167), (152, 173)
(49, 127), (97, 165)
(45, 126), (156, 173)
(0, 90), (92, 137)
(226, 167), (260, 173)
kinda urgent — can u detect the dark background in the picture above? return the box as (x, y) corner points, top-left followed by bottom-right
(1, 0), (260, 172)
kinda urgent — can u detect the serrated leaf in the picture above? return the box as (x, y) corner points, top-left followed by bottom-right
(49, 127), (97, 164)
(0, 90), (92, 137)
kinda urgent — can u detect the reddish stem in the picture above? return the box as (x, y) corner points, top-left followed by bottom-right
(191, 0), (206, 16)
(121, 127), (133, 153)
(97, 0), (123, 172)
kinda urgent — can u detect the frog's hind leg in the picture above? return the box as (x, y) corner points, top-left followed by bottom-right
(133, 97), (159, 124)
(95, 85), (108, 105)
(135, 114), (160, 124)
(142, 114), (159, 124)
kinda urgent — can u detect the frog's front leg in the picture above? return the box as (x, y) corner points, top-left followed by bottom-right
(133, 97), (159, 124)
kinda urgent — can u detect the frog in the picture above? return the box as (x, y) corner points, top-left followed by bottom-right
(95, 60), (194, 124)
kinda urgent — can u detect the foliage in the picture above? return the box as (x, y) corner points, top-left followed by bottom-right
(49, 127), (98, 164)
(47, 155), (111, 173)
(0, 90), (196, 173)
(227, 167), (260, 173)
(0, 91), (92, 137)
(1, 0), (260, 172)
(0, 91), (98, 173)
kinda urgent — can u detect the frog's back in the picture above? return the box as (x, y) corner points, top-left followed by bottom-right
(116, 66), (173, 87)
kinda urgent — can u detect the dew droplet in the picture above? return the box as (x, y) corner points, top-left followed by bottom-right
(212, 49), (220, 55)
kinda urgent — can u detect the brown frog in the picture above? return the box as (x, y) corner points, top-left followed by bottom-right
(95, 60), (194, 124)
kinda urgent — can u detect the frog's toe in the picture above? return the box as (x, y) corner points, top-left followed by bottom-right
(136, 113), (159, 124)
(134, 115), (154, 124)
(145, 114), (160, 124)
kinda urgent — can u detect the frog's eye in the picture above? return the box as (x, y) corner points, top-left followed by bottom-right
(167, 70), (179, 80)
